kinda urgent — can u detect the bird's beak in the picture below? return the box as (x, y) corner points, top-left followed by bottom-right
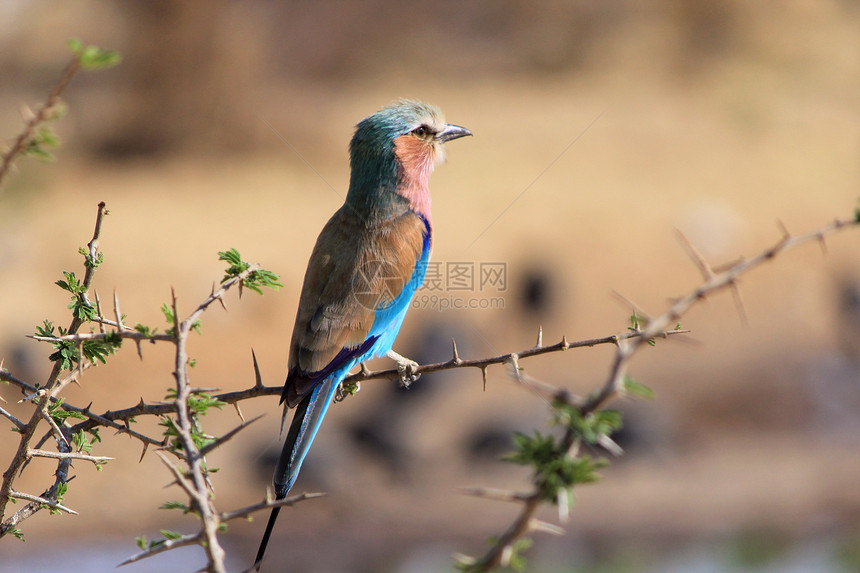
(436, 124), (472, 143)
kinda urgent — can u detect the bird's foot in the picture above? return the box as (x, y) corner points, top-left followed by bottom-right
(335, 379), (360, 402)
(386, 350), (421, 387)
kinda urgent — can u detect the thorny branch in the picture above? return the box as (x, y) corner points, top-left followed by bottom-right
(0, 56), (80, 187)
(168, 290), (229, 572)
(457, 215), (859, 572)
(0, 202), (107, 536)
(0, 206), (856, 571)
(12, 325), (682, 431)
(107, 256), (278, 571)
(0, 40), (119, 189)
(0, 201), (291, 573)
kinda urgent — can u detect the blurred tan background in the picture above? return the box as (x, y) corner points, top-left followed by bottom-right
(2, 1), (860, 572)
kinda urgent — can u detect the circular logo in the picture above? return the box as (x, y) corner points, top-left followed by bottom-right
(351, 259), (405, 311)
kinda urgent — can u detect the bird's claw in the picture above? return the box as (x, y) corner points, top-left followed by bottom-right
(396, 360), (420, 388)
(336, 380), (360, 402)
(386, 350), (421, 388)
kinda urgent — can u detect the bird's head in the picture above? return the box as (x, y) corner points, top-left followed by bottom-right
(347, 99), (471, 217)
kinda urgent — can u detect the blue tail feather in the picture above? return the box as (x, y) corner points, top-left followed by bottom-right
(254, 374), (343, 569)
(275, 377), (340, 496)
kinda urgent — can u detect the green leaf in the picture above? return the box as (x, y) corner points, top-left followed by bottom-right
(566, 456), (608, 486)
(68, 38), (122, 70)
(161, 303), (178, 336)
(7, 526), (25, 541)
(24, 139), (55, 162)
(77, 245), (104, 268)
(36, 127), (59, 148)
(81, 334), (122, 364)
(509, 537), (533, 572)
(218, 248), (283, 294)
(35, 320), (55, 338)
(56, 271), (83, 293)
(56, 271), (100, 323)
(136, 535), (147, 550)
(134, 323), (156, 337)
(159, 416), (179, 446)
(187, 392), (225, 416)
(218, 248), (243, 267)
(47, 101), (68, 121)
(72, 430), (92, 453)
(48, 398), (86, 425)
(628, 313), (657, 345)
(453, 555), (478, 572)
(160, 501), (193, 514)
(84, 250), (104, 269)
(551, 401), (623, 444)
(44, 482), (70, 515)
(23, 128), (57, 163)
(535, 455), (608, 501)
(502, 430), (557, 467)
(623, 376), (655, 399)
(69, 296), (97, 321)
(161, 303), (175, 325)
(159, 412), (216, 451)
(160, 529), (182, 541)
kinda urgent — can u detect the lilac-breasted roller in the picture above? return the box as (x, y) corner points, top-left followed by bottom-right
(254, 100), (471, 569)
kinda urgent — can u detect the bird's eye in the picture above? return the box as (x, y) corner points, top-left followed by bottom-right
(412, 125), (431, 138)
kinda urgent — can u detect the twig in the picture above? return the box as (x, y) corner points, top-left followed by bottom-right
(0, 406), (25, 431)
(458, 487), (533, 503)
(155, 452), (198, 500)
(29, 331), (174, 344)
(119, 532), (203, 567)
(38, 411), (69, 447)
(199, 415), (262, 456)
(0, 56), (81, 186)
(9, 490), (77, 515)
(218, 492), (326, 523)
(27, 449), (112, 464)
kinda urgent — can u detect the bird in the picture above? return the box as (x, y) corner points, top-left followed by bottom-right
(253, 99), (471, 570)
